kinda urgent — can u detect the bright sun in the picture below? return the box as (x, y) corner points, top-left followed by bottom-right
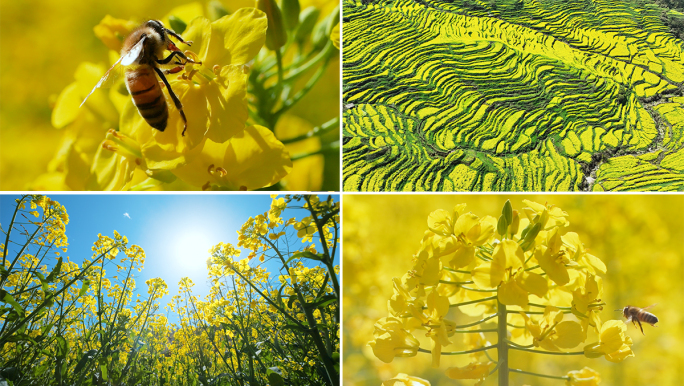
(168, 228), (215, 274)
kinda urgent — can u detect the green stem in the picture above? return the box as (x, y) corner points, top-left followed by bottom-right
(281, 117), (339, 144)
(453, 328), (498, 333)
(459, 285), (498, 293)
(489, 360), (502, 376)
(439, 280), (473, 285)
(527, 303), (572, 310)
(274, 57), (331, 118)
(283, 42), (334, 83)
(455, 313), (498, 328)
(290, 141), (339, 161)
(448, 295), (497, 308)
(509, 368), (570, 380)
(508, 346), (585, 355)
(520, 310), (572, 315)
(275, 48), (284, 87)
(498, 300), (509, 386)
(417, 345), (497, 355)
(443, 267), (471, 274)
(504, 339), (534, 349)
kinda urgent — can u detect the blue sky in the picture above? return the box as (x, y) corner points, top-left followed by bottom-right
(0, 194), (339, 322)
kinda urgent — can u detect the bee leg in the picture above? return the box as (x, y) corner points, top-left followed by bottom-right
(163, 66), (184, 75)
(166, 29), (193, 46)
(158, 51), (201, 65)
(636, 319), (644, 335)
(154, 67), (187, 136)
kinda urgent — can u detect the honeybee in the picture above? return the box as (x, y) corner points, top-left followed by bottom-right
(81, 20), (200, 135)
(620, 305), (658, 335)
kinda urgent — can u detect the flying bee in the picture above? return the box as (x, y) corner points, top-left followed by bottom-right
(81, 20), (201, 135)
(619, 304), (658, 335)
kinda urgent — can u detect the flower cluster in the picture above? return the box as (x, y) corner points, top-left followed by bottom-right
(35, 0), (339, 191)
(372, 200), (634, 385)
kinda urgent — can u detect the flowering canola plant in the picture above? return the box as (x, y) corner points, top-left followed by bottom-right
(371, 200), (635, 386)
(1, 195), (340, 385)
(40, 1), (339, 191)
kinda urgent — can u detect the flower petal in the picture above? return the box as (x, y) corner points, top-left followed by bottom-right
(195, 9), (268, 67)
(174, 125), (291, 190)
(498, 280), (528, 307)
(198, 69), (247, 143)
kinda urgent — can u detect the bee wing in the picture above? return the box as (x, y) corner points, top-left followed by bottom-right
(79, 57), (124, 107)
(642, 304), (657, 311)
(121, 35), (146, 66)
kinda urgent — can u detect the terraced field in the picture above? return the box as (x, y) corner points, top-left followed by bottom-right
(342, 0), (684, 191)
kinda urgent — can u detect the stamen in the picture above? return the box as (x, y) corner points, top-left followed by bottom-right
(216, 167), (228, 177)
(213, 65), (221, 75)
(183, 50), (202, 64)
(202, 181), (212, 191)
(102, 140), (118, 152)
(207, 164), (215, 175)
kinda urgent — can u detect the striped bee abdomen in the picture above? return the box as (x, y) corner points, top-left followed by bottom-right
(125, 66), (168, 131)
(639, 311), (658, 325)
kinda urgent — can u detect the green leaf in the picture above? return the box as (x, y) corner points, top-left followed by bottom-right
(287, 251), (325, 265)
(46, 257), (63, 283)
(2, 290), (24, 316)
(99, 358), (109, 381)
(267, 371), (285, 386)
(77, 280), (90, 298)
(34, 362), (50, 377)
(306, 294), (337, 310)
(55, 336), (68, 357)
(6, 333), (36, 344)
(276, 283), (288, 308)
(74, 349), (98, 374)
(34, 271), (49, 293)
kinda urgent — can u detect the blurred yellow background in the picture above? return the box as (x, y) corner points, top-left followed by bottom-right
(0, 0), (339, 190)
(343, 194), (684, 385)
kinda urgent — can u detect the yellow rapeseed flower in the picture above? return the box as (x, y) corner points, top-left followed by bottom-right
(382, 373), (431, 386)
(445, 361), (495, 385)
(566, 367), (601, 386)
(583, 320), (634, 362)
(368, 317), (420, 363)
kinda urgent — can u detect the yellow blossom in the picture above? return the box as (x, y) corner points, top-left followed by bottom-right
(583, 320), (634, 362)
(445, 361), (495, 385)
(566, 367), (601, 386)
(368, 317), (420, 363)
(382, 373), (431, 386)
